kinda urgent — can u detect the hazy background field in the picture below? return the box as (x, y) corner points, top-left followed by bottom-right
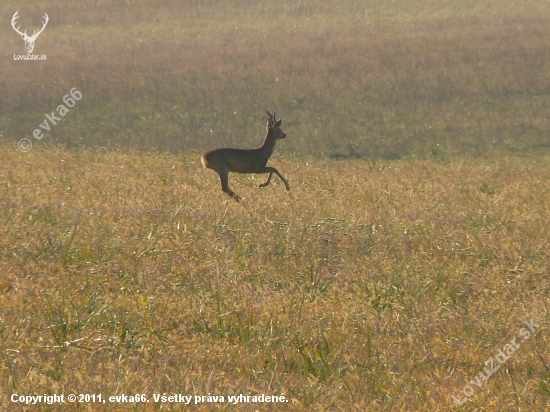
(1, 0), (549, 157)
(1, 0), (550, 410)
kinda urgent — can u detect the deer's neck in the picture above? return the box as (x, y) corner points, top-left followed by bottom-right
(259, 131), (277, 156)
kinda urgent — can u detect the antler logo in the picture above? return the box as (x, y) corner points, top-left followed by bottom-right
(11, 11), (49, 54)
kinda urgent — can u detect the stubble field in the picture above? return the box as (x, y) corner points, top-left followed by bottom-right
(1, 0), (550, 410)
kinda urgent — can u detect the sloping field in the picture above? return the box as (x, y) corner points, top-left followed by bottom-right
(0, 0), (549, 156)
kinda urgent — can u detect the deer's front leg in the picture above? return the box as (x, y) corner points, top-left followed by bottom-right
(275, 170), (290, 191)
(259, 172), (273, 188)
(259, 167), (290, 191)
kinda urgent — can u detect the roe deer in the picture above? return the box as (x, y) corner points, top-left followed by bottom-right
(201, 110), (290, 201)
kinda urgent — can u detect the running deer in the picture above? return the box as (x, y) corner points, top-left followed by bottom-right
(201, 110), (290, 201)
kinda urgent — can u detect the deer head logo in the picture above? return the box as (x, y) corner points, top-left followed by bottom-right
(11, 11), (49, 54)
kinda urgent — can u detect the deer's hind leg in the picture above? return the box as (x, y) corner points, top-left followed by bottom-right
(217, 164), (241, 202)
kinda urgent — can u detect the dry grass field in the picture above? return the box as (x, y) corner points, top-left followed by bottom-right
(1, 149), (550, 410)
(1, 0), (550, 410)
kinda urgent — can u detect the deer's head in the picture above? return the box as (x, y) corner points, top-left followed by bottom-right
(266, 110), (286, 140)
(12, 11), (49, 54)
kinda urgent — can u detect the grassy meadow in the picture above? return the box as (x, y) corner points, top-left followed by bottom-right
(1, 0), (550, 410)
(1, 0), (550, 156)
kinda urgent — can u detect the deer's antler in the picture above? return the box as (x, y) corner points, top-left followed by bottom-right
(11, 11), (49, 40)
(265, 110), (277, 127)
(11, 11), (27, 37)
(31, 13), (49, 40)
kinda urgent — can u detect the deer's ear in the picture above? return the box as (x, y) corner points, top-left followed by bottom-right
(274, 119), (281, 128)
(267, 120), (271, 129)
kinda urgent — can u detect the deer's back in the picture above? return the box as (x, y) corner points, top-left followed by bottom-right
(202, 147), (269, 173)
